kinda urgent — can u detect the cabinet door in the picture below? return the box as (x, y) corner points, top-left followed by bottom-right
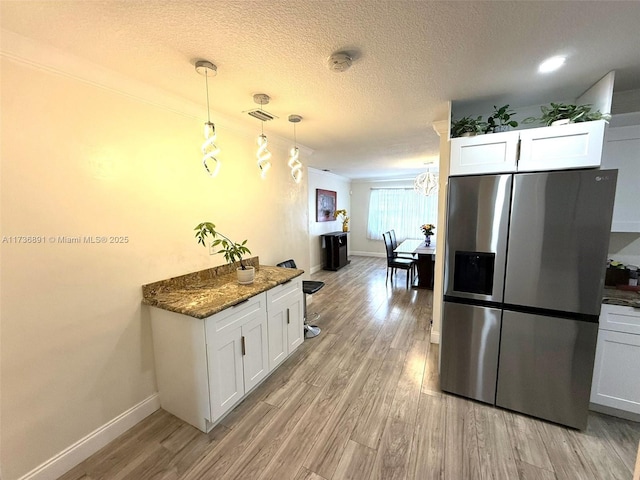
(518, 120), (605, 172)
(590, 330), (640, 414)
(286, 294), (304, 353)
(267, 308), (288, 370)
(449, 131), (519, 176)
(267, 280), (304, 370)
(208, 325), (244, 421)
(601, 125), (640, 232)
(241, 312), (269, 392)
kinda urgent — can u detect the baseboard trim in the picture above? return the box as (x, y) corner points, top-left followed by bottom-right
(310, 264), (323, 274)
(18, 393), (161, 480)
(430, 331), (440, 344)
(589, 402), (640, 422)
(349, 251), (385, 258)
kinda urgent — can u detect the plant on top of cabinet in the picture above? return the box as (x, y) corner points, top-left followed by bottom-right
(524, 102), (611, 127)
(486, 104), (518, 133)
(334, 209), (349, 231)
(194, 222), (254, 284)
(451, 115), (487, 138)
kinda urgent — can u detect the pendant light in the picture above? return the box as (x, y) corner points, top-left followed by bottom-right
(253, 94), (272, 178)
(414, 165), (439, 196)
(195, 60), (220, 177)
(288, 114), (303, 183)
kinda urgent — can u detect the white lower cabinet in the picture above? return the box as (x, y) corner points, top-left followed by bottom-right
(150, 281), (304, 433)
(590, 304), (640, 415)
(206, 294), (269, 421)
(266, 279), (304, 370)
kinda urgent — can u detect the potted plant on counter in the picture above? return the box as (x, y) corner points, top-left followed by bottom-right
(194, 222), (254, 284)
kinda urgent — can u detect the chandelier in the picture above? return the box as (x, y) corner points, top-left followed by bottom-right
(414, 167), (439, 196)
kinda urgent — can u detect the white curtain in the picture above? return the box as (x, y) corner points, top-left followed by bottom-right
(367, 188), (438, 241)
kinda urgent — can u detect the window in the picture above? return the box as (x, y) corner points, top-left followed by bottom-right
(367, 188), (438, 241)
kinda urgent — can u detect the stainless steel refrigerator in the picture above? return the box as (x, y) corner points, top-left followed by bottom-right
(440, 169), (617, 429)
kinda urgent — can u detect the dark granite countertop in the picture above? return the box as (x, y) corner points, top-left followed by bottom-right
(142, 257), (303, 319)
(602, 286), (640, 308)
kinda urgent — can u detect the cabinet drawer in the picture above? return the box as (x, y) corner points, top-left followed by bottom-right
(600, 304), (640, 334)
(518, 120), (605, 172)
(267, 278), (302, 310)
(449, 130), (519, 176)
(207, 292), (266, 333)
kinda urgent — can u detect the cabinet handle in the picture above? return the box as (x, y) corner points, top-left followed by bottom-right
(241, 336), (246, 356)
(287, 308), (290, 324)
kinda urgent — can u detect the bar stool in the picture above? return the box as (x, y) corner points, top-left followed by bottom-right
(276, 259), (324, 338)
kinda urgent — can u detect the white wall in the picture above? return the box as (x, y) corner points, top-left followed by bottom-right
(307, 168), (350, 272)
(349, 178), (416, 256)
(0, 49), (308, 479)
(609, 233), (640, 268)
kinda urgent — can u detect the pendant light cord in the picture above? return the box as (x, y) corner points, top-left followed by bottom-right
(205, 72), (211, 123)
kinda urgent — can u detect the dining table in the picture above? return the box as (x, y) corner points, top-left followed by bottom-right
(394, 238), (436, 289)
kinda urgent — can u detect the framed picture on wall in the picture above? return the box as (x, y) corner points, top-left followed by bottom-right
(316, 189), (337, 222)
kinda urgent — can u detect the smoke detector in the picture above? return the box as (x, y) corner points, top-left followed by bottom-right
(245, 93), (278, 121)
(327, 52), (353, 73)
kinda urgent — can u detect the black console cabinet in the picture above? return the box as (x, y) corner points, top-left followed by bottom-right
(322, 232), (350, 271)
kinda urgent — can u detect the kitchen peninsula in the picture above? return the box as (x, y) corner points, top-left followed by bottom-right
(142, 258), (305, 432)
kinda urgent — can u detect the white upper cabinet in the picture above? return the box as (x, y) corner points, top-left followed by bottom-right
(449, 72), (614, 177)
(450, 131), (519, 176)
(601, 121), (640, 232)
(449, 121), (606, 176)
(517, 120), (606, 172)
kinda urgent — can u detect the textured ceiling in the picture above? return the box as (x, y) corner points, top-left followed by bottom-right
(2, 0), (640, 179)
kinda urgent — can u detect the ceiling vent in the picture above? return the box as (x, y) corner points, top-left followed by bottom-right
(245, 93), (278, 121)
(246, 109), (277, 122)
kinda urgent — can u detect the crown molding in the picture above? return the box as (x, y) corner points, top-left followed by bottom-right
(432, 119), (449, 137)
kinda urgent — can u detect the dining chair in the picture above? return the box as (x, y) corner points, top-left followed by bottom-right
(383, 232), (415, 289)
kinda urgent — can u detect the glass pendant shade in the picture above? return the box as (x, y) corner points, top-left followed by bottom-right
(256, 134), (272, 178)
(288, 146), (303, 183)
(288, 114), (303, 184)
(202, 121), (220, 177)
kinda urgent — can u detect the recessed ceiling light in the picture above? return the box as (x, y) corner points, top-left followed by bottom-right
(538, 55), (566, 74)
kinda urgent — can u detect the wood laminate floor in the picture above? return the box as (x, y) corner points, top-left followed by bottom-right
(60, 256), (640, 480)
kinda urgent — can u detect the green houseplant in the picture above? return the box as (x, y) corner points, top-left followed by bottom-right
(486, 104), (518, 133)
(194, 222), (254, 284)
(451, 116), (486, 138)
(524, 102), (611, 127)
